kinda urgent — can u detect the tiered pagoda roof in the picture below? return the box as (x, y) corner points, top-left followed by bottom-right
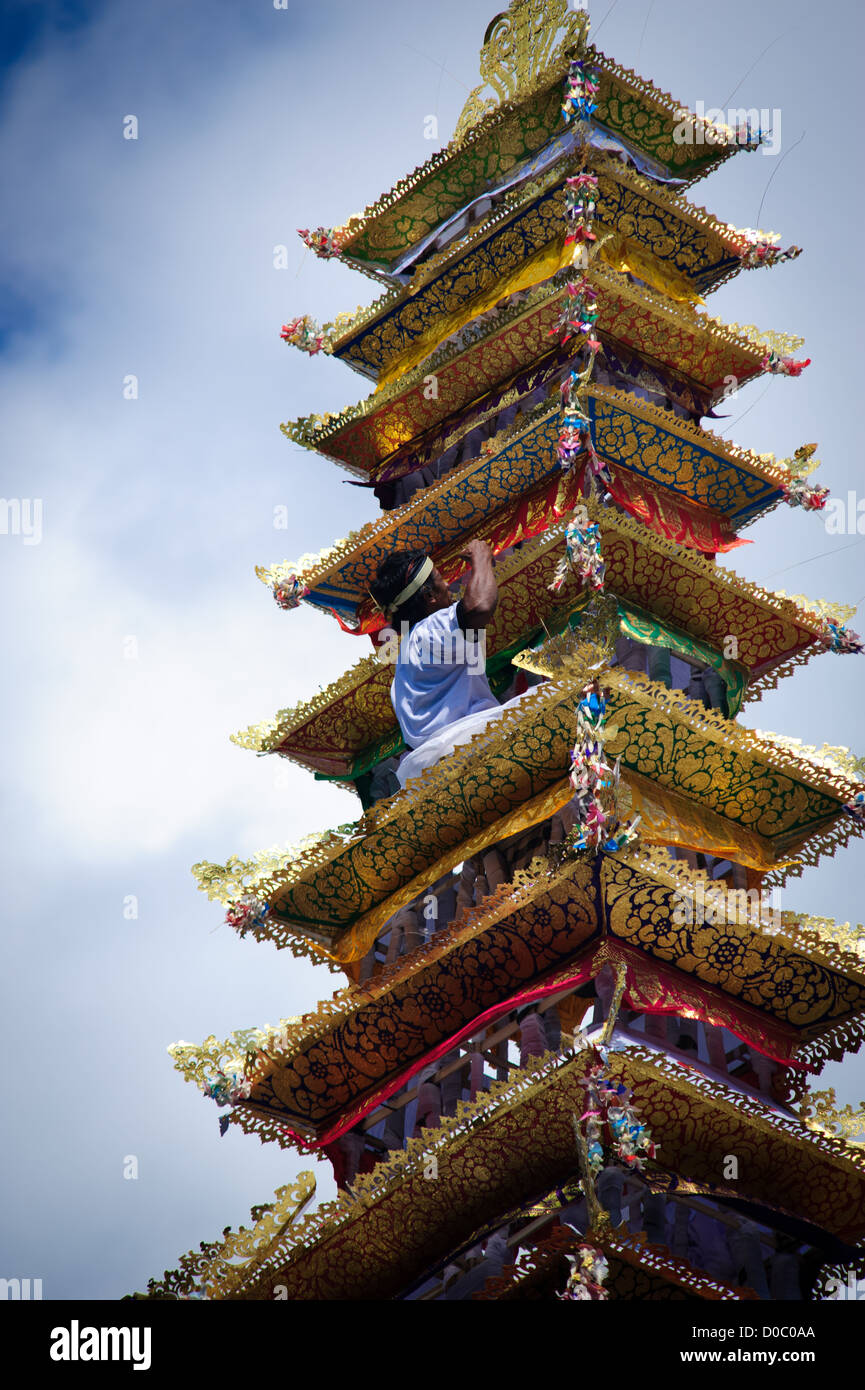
(200, 639), (862, 964)
(335, 8), (752, 277)
(154, 1044), (865, 1302)
(263, 391), (803, 625)
(241, 508), (833, 778)
(177, 849), (865, 1148)
(286, 286), (791, 470)
(150, 0), (865, 1305)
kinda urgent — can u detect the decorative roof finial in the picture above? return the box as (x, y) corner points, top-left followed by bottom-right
(454, 0), (591, 146)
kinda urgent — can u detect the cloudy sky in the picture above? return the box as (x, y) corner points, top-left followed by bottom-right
(2, 0), (863, 1298)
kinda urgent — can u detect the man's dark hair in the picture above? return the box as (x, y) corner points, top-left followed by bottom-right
(370, 549), (438, 628)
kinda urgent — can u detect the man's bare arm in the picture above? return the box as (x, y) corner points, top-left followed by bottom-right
(456, 539), (497, 632)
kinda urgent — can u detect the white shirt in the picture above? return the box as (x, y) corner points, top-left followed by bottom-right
(390, 603), (499, 750)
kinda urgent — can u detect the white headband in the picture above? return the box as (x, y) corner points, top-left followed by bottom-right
(386, 556), (433, 615)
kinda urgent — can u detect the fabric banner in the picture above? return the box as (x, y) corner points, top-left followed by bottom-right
(383, 123), (688, 277)
(597, 226), (704, 304)
(616, 603), (748, 717)
(606, 464), (750, 555)
(375, 224), (708, 394)
(613, 939), (804, 1066)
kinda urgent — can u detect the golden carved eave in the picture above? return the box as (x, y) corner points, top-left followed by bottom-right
(149, 1044), (865, 1299)
(171, 848), (865, 1118)
(260, 388), (799, 601)
(205, 655), (862, 950)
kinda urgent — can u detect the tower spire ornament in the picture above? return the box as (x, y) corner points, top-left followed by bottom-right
(454, 0), (590, 145)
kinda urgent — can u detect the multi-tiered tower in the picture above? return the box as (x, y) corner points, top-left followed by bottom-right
(151, 2), (865, 1302)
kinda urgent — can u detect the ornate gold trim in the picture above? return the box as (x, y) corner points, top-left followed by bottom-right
(453, 0), (589, 146)
(798, 1017), (865, 1075)
(743, 646), (823, 703)
(799, 1088), (865, 1145)
(748, 733), (865, 785)
(619, 1044), (865, 1170)
(207, 653), (861, 964)
(142, 1170), (317, 1299)
(172, 843), (865, 1113)
(774, 591), (859, 626)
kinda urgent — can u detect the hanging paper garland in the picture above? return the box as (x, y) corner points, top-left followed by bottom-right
(561, 56), (600, 126)
(558, 1242), (610, 1301)
(564, 174), (599, 257)
(552, 677), (640, 858)
(781, 477), (830, 511)
(204, 1068), (253, 1108)
(280, 315), (325, 355)
(202, 1043), (260, 1110)
(557, 37), (603, 485)
(297, 226), (347, 259)
(579, 1059), (656, 1174)
(556, 272), (598, 347)
(272, 573), (310, 611)
(819, 619), (865, 655)
(736, 229), (802, 270)
(761, 348), (811, 377)
(225, 895), (270, 938)
(553, 33), (613, 605)
(777, 442), (830, 511)
(554, 173), (609, 488)
(548, 518), (605, 595)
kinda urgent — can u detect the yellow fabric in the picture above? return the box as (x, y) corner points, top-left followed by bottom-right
(375, 225), (704, 393)
(333, 765), (790, 961)
(595, 224), (705, 306)
(332, 776), (575, 961)
(375, 237), (576, 392)
(626, 771), (789, 871)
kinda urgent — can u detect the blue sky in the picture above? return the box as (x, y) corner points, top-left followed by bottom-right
(1, 0), (863, 1298)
